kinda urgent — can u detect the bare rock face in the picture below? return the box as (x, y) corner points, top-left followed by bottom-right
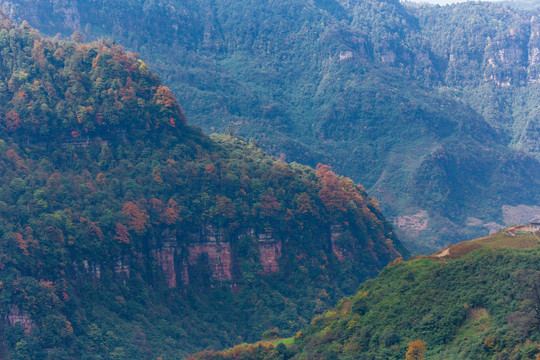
(528, 16), (540, 82)
(502, 204), (540, 226)
(257, 230), (282, 273)
(67, 223), (394, 289)
(73, 260), (101, 280)
(484, 31), (528, 86)
(187, 242), (232, 283)
(394, 211), (429, 237)
(0, 1), (41, 27)
(330, 224), (346, 261)
(114, 255), (130, 279)
(151, 229), (178, 288)
(7, 306), (34, 334)
(182, 224), (232, 285)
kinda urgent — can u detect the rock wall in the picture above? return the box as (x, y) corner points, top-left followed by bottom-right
(7, 306), (33, 335)
(187, 242), (232, 283)
(330, 224), (346, 261)
(114, 256), (130, 279)
(151, 229), (178, 288)
(67, 224), (370, 288)
(73, 260), (101, 280)
(257, 231), (281, 273)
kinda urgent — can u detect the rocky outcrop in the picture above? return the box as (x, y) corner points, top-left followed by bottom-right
(394, 211), (429, 236)
(257, 231), (281, 273)
(502, 204), (540, 226)
(73, 260), (101, 280)
(151, 229), (178, 288)
(484, 31), (528, 86)
(187, 242), (232, 283)
(181, 224), (232, 284)
(528, 16), (540, 81)
(330, 224), (346, 261)
(114, 256), (130, 279)
(7, 306), (33, 334)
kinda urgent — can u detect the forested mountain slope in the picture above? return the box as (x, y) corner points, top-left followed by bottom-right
(1, 0), (538, 252)
(0, 17), (406, 359)
(195, 229), (540, 359)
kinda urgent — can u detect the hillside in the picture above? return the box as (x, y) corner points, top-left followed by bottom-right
(0, 17), (406, 359)
(194, 228), (540, 359)
(1, 0), (538, 252)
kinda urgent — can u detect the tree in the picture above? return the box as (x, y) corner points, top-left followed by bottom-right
(405, 340), (426, 360)
(13, 232), (29, 256)
(3, 110), (21, 132)
(260, 193), (281, 218)
(161, 199), (181, 225)
(152, 167), (163, 184)
(316, 164), (348, 213)
(114, 223), (130, 244)
(295, 192), (319, 217)
(122, 201), (149, 235)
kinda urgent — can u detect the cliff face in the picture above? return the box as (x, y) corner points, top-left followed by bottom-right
(72, 224), (383, 290)
(257, 231), (281, 274)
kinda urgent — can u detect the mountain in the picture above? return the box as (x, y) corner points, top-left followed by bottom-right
(0, 16), (406, 359)
(194, 228), (540, 359)
(1, 0), (538, 252)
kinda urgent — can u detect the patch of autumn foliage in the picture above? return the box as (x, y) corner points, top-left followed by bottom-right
(189, 340), (281, 360)
(316, 164), (365, 213)
(114, 223), (130, 244)
(405, 340), (426, 360)
(122, 201), (150, 235)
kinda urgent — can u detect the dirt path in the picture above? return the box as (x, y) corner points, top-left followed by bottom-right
(435, 248), (451, 258)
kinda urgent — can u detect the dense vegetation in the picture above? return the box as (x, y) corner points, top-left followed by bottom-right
(195, 232), (540, 359)
(0, 17), (406, 359)
(2, 0), (539, 251)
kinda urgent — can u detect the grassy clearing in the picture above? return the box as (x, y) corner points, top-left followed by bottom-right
(432, 226), (539, 260)
(273, 337), (295, 346)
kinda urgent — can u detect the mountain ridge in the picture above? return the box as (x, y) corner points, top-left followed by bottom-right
(0, 16), (406, 359)
(2, 0), (538, 252)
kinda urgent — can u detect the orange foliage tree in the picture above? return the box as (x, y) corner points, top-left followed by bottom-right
(260, 193), (281, 217)
(161, 199), (181, 225)
(114, 223), (130, 244)
(13, 232), (29, 256)
(122, 201), (149, 235)
(3, 110), (21, 132)
(295, 192), (319, 217)
(405, 340), (427, 360)
(316, 164), (348, 212)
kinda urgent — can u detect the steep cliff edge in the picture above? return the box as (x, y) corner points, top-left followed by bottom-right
(0, 17), (406, 359)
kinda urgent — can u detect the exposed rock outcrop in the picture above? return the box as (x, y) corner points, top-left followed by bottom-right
(187, 241), (232, 283)
(330, 224), (346, 261)
(73, 260), (101, 280)
(151, 229), (178, 288)
(114, 255), (130, 279)
(7, 306), (33, 334)
(257, 230), (282, 273)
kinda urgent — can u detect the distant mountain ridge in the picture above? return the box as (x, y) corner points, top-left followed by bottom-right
(0, 16), (405, 359)
(1, 0), (538, 252)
